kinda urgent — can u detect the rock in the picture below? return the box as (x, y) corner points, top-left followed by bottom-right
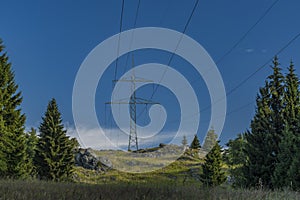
(99, 157), (113, 169)
(75, 148), (112, 171)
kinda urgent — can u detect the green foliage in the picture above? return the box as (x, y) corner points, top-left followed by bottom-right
(200, 141), (226, 187)
(0, 116), (9, 173)
(35, 99), (75, 181)
(0, 39), (29, 178)
(242, 57), (286, 189)
(224, 133), (247, 187)
(234, 57), (300, 190)
(273, 62), (300, 189)
(25, 128), (38, 176)
(202, 129), (217, 151)
(190, 135), (200, 149)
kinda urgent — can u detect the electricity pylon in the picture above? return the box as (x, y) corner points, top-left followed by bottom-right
(106, 56), (159, 151)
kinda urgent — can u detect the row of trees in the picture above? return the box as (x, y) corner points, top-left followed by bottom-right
(0, 39), (76, 181)
(185, 57), (300, 189)
(225, 57), (300, 190)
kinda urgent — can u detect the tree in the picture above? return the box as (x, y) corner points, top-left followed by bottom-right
(202, 128), (217, 151)
(243, 57), (286, 189)
(190, 134), (201, 149)
(35, 99), (75, 181)
(181, 135), (188, 147)
(273, 62), (300, 189)
(224, 133), (247, 187)
(200, 141), (226, 187)
(0, 39), (29, 178)
(25, 128), (38, 176)
(0, 116), (9, 173)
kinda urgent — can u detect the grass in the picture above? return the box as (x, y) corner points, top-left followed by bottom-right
(73, 154), (204, 185)
(0, 179), (299, 200)
(1, 149), (299, 199)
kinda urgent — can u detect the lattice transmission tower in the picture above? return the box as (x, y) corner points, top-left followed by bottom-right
(106, 56), (159, 151)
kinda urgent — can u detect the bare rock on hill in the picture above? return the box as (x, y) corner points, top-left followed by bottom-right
(75, 148), (112, 171)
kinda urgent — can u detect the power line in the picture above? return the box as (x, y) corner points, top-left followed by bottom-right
(137, 0), (278, 118)
(226, 32), (300, 97)
(114, 0), (125, 82)
(139, 0), (296, 124)
(185, 0), (281, 89)
(137, 0), (200, 118)
(123, 0), (141, 74)
(195, 100), (255, 125)
(151, 0), (200, 99)
(169, 31), (300, 124)
(216, 0), (281, 64)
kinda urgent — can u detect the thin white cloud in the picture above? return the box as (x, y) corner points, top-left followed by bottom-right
(261, 49), (267, 53)
(245, 48), (254, 53)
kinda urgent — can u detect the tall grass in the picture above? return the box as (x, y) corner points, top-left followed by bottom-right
(0, 179), (299, 200)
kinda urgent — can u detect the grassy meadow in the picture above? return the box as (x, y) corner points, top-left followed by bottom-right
(0, 149), (299, 199)
(0, 179), (299, 200)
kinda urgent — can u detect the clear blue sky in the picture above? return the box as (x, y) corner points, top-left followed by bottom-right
(1, 0), (300, 147)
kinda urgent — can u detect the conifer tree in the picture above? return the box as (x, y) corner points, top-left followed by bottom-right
(200, 141), (226, 186)
(243, 57), (285, 188)
(273, 62), (300, 189)
(224, 133), (247, 187)
(202, 128), (217, 151)
(182, 135), (188, 147)
(190, 134), (201, 149)
(268, 56), (285, 153)
(0, 39), (29, 177)
(25, 128), (38, 176)
(0, 116), (9, 173)
(35, 99), (75, 181)
(283, 62), (300, 128)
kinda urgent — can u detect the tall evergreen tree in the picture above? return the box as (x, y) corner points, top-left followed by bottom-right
(268, 56), (285, 154)
(200, 141), (226, 187)
(0, 39), (29, 178)
(202, 128), (217, 151)
(35, 99), (75, 181)
(243, 57), (285, 189)
(283, 62), (300, 127)
(190, 134), (201, 149)
(273, 62), (300, 189)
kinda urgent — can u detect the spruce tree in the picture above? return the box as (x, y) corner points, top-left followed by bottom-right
(243, 57), (285, 189)
(182, 135), (188, 146)
(25, 128), (38, 176)
(244, 83), (272, 188)
(224, 133), (247, 187)
(200, 141), (226, 187)
(287, 135), (300, 190)
(268, 56), (285, 154)
(35, 99), (75, 181)
(190, 134), (201, 149)
(0, 39), (29, 178)
(0, 116), (9, 173)
(202, 128), (217, 151)
(273, 62), (300, 188)
(283, 62), (300, 128)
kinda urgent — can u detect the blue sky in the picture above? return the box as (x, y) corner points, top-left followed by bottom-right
(1, 0), (300, 148)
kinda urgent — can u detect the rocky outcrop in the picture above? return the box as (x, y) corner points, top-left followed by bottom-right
(75, 148), (112, 171)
